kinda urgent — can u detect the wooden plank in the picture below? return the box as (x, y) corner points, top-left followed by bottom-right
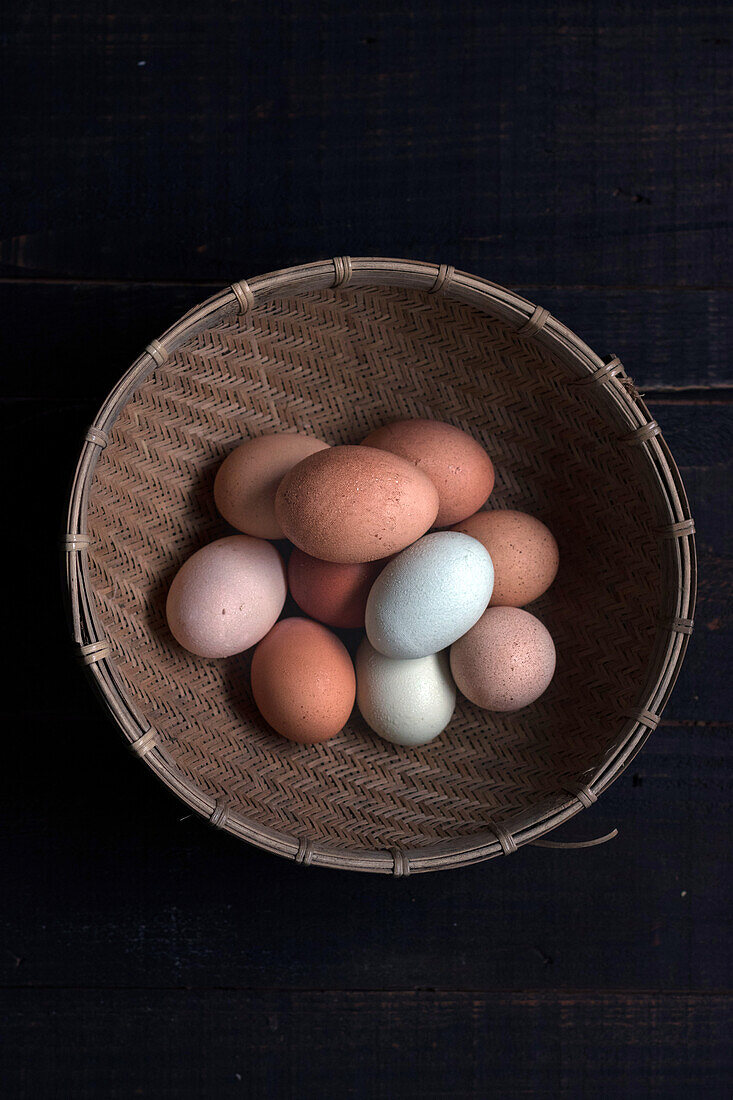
(2, 989), (730, 1099)
(1, 717), (729, 995)
(0, 283), (730, 399)
(647, 402), (731, 723)
(3, 0), (729, 1091)
(2, 1), (730, 285)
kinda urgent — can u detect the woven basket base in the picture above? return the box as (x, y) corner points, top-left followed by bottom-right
(87, 285), (660, 851)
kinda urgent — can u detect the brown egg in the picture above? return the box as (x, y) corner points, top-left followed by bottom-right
(288, 549), (386, 629)
(166, 535), (287, 658)
(275, 445), (440, 563)
(250, 618), (356, 744)
(450, 606), (556, 712)
(214, 432), (330, 539)
(361, 419), (495, 527)
(451, 510), (559, 606)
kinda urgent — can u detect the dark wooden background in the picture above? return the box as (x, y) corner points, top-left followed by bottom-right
(2, 2), (731, 1097)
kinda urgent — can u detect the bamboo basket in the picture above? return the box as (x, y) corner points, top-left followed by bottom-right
(64, 257), (696, 874)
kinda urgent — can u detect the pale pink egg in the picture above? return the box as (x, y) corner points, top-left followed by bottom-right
(166, 535), (286, 658)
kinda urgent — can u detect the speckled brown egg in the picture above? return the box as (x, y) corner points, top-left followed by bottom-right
(288, 549), (386, 629)
(361, 419), (495, 527)
(250, 618), (356, 744)
(214, 432), (330, 539)
(275, 445), (440, 563)
(451, 510), (559, 607)
(166, 535), (287, 658)
(450, 606), (556, 711)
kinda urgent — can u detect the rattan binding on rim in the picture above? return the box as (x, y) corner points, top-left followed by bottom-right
(63, 257), (696, 873)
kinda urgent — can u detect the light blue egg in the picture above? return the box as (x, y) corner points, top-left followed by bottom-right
(365, 531), (494, 659)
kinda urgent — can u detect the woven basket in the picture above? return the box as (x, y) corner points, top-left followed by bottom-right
(64, 257), (696, 874)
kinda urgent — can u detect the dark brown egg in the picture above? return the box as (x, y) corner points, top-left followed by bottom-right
(288, 549), (386, 629)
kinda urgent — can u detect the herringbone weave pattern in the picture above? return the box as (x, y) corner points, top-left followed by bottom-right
(87, 286), (660, 850)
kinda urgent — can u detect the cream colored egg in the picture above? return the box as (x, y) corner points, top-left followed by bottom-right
(356, 639), (456, 747)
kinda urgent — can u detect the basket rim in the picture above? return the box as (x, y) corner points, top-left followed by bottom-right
(63, 256), (697, 874)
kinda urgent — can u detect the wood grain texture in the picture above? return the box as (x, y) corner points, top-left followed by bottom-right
(2, 717), (730, 994)
(2, 0), (730, 1093)
(2, 1), (730, 285)
(1, 282), (731, 399)
(2, 989), (731, 1099)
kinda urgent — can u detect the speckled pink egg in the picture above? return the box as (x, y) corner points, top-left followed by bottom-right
(214, 432), (330, 539)
(450, 606), (556, 712)
(166, 535), (287, 658)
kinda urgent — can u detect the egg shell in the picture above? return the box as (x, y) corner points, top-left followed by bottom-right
(288, 549), (386, 629)
(166, 535), (287, 658)
(450, 606), (556, 712)
(451, 509), (559, 607)
(361, 419), (495, 527)
(275, 445), (440, 563)
(356, 639), (456, 747)
(365, 531), (494, 659)
(214, 432), (330, 539)
(250, 618), (356, 744)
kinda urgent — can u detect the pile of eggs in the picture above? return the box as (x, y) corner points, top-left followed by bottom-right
(166, 420), (559, 747)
